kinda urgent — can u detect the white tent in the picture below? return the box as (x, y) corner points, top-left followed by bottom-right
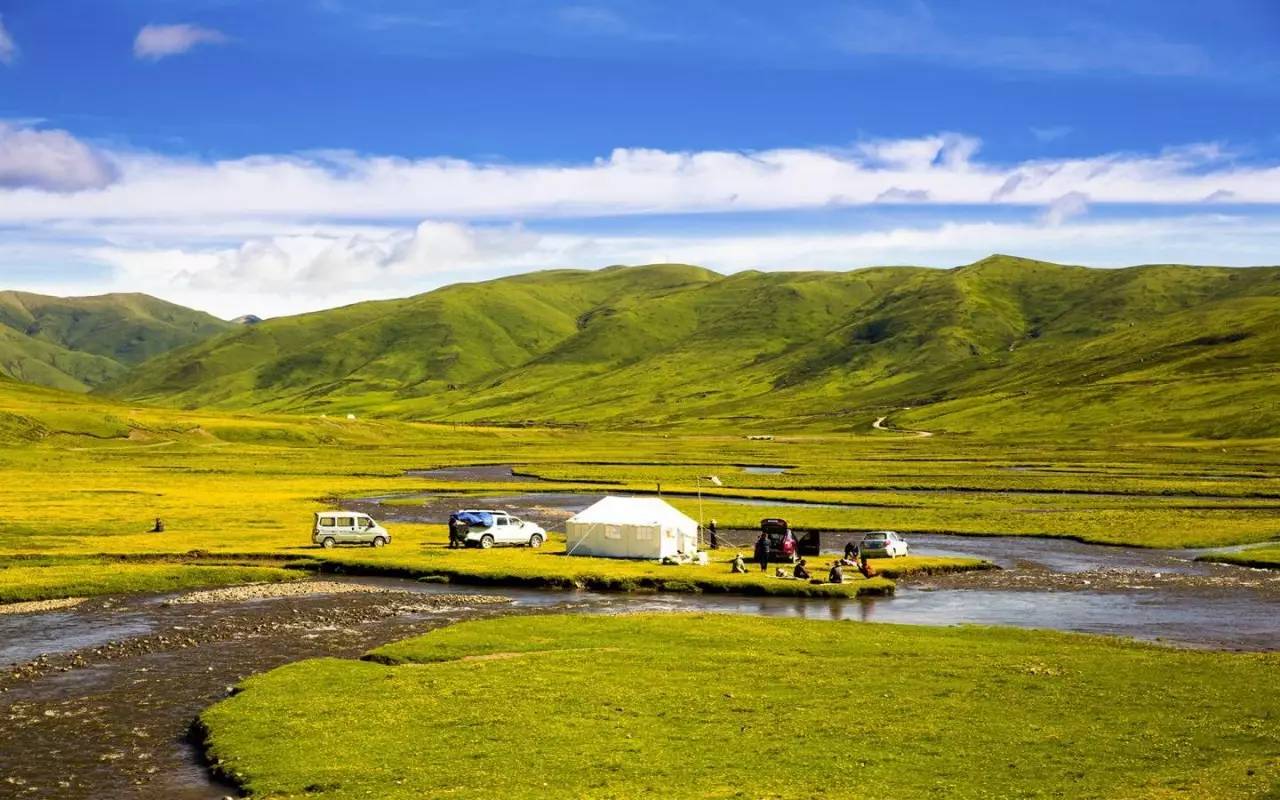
(564, 496), (699, 560)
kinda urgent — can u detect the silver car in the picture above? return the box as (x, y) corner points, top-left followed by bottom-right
(313, 511), (390, 548)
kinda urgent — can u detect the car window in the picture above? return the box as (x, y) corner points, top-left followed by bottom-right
(319, 517), (335, 527)
(495, 517), (508, 526)
(358, 518), (372, 529)
(337, 517), (353, 527)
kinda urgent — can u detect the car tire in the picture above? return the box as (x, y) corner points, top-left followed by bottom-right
(480, 534), (494, 549)
(372, 536), (387, 548)
(321, 537), (336, 549)
(529, 533), (544, 548)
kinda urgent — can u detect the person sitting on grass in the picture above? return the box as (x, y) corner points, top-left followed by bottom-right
(793, 558), (811, 580)
(859, 552), (876, 579)
(827, 561), (844, 584)
(731, 553), (749, 574)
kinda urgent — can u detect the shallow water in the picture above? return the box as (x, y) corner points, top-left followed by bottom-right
(0, 607), (155, 665)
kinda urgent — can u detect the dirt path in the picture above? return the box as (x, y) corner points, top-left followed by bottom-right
(872, 414), (933, 438)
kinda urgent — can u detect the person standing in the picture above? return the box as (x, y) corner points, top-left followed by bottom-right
(708, 519), (719, 549)
(754, 532), (769, 573)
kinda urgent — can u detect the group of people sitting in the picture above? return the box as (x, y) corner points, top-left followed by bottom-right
(729, 539), (876, 583)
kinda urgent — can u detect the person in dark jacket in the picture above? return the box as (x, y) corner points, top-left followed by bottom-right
(827, 561), (845, 584)
(448, 515), (466, 549)
(844, 540), (859, 561)
(754, 533), (769, 572)
(793, 558), (811, 580)
(708, 519), (719, 549)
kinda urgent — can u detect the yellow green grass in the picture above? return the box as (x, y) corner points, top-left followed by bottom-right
(308, 524), (940, 598)
(0, 557), (304, 603)
(1198, 545), (1280, 570)
(1, 378), (1277, 602)
(199, 613), (1280, 800)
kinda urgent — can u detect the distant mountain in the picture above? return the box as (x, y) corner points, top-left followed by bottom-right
(0, 291), (233, 392)
(101, 257), (1280, 437)
(231, 314), (263, 325)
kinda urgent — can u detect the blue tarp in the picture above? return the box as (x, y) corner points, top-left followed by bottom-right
(456, 511), (494, 527)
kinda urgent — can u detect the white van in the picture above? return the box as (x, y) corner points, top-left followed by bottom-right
(313, 511), (390, 548)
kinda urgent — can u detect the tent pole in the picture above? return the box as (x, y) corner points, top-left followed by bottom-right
(696, 476), (704, 550)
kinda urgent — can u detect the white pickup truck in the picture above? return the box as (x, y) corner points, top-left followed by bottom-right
(456, 509), (546, 549)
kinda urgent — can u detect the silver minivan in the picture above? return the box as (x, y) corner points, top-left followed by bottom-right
(313, 511), (390, 548)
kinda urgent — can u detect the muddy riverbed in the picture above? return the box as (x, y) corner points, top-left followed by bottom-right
(1, 566), (1277, 799)
(0, 584), (525, 799)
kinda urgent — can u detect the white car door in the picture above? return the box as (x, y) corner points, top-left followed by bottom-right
(493, 515), (515, 543)
(509, 517), (529, 542)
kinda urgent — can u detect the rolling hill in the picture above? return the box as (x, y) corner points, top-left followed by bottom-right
(0, 291), (233, 392)
(100, 256), (1280, 438)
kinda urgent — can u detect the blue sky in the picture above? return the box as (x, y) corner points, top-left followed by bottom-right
(1, 0), (1278, 316)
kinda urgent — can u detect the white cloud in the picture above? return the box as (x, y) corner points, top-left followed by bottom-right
(133, 24), (227, 61)
(0, 15), (17, 65)
(1041, 191), (1089, 226)
(875, 187), (930, 203)
(2, 125), (1279, 317)
(0, 130), (1278, 221)
(49, 213), (1280, 318)
(0, 123), (118, 192)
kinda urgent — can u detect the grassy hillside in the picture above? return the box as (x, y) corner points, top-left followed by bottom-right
(0, 290), (233, 391)
(104, 257), (1280, 437)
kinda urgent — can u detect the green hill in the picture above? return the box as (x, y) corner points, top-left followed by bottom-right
(102, 256), (1280, 437)
(0, 291), (234, 391)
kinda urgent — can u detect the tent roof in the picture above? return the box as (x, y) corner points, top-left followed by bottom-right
(566, 496), (698, 529)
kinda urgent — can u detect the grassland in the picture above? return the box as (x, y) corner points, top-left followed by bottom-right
(106, 258), (1280, 439)
(1198, 545), (1280, 570)
(199, 613), (1280, 800)
(0, 556), (303, 603)
(310, 525), (928, 597)
(2, 378), (1277, 605)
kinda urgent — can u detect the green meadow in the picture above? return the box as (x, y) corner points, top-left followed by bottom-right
(2, 375), (1278, 603)
(1199, 545), (1280, 570)
(200, 613), (1280, 800)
